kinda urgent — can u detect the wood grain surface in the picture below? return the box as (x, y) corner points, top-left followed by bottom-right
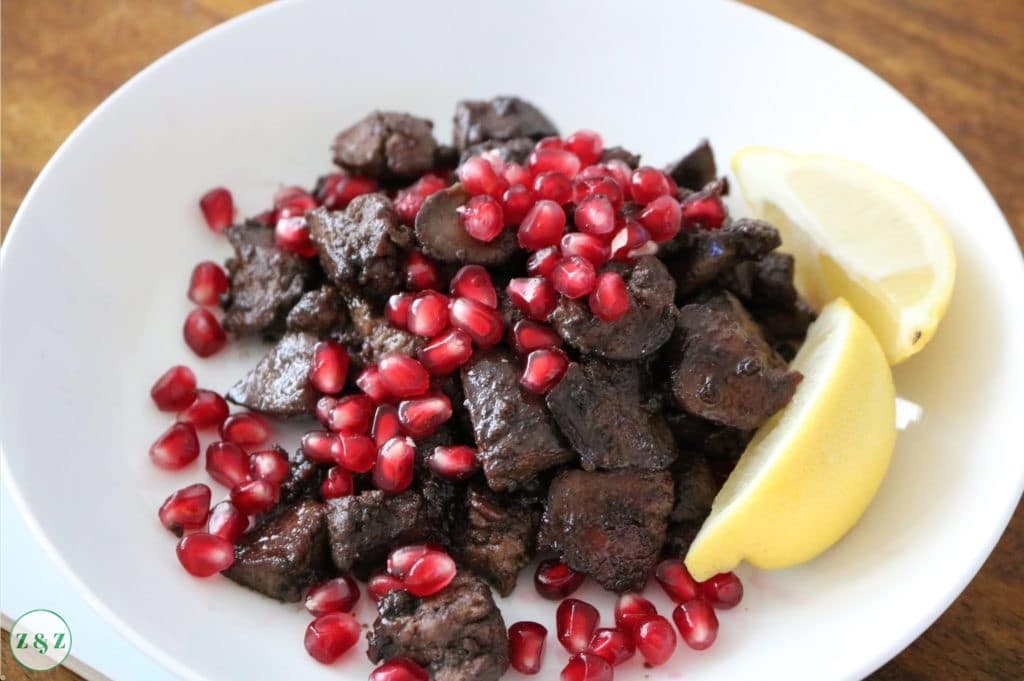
(1, 2), (1021, 680)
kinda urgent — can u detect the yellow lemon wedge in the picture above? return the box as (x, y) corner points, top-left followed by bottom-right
(732, 147), (955, 364)
(685, 299), (896, 581)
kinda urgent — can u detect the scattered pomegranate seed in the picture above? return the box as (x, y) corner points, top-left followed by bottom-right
(368, 571), (406, 602)
(560, 652), (612, 681)
(304, 611), (360, 664)
(614, 593), (657, 633)
(318, 174), (379, 210)
(315, 395), (337, 425)
(634, 615), (676, 666)
(150, 365), (197, 412)
(527, 246), (561, 278)
(149, 422), (200, 469)
(507, 277), (558, 321)
(589, 272), (631, 322)
(308, 341), (350, 395)
(573, 196), (616, 238)
(199, 187), (234, 231)
(407, 290), (451, 338)
(520, 347), (569, 394)
(220, 412), (270, 446)
(405, 251), (442, 291)
(630, 167), (673, 205)
(273, 186), (318, 219)
(187, 261), (229, 307)
(230, 479), (279, 515)
(638, 195), (682, 243)
(508, 621), (547, 675)
(250, 210), (274, 227)
(460, 195), (505, 243)
(183, 308), (227, 357)
(369, 657), (429, 681)
(158, 483), (211, 535)
(300, 430), (338, 465)
(565, 130), (604, 166)
(371, 404), (403, 447)
(672, 599), (719, 650)
(404, 550), (457, 597)
(334, 433), (377, 473)
(556, 598), (600, 654)
(248, 448), (289, 485)
(324, 394), (374, 434)
(534, 559), (585, 600)
(176, 532), (234, 577)
(699, 572), (744, 609)
(572, 173), (624, 209)
(450, 265), (497, 308)
(458, 156), (509, 199)
(655, 558), (700, 602)
(535, 136), (565, 151)
(503, 163), (532, 187)
(529, 148), (581, 179)
(448, 297), (504, 346)
(600, 159), (633, 192)
(205, 440), (250, 488)
(321, 465), (355, 499)
(512, 319), (562, 354)
(551, 256), (597, 299)
(425, 445), (479, 480)
(207, 500), (249, 543)
(274, 216), (318, 258)
(386, 293), (414, 329)
(395, 175), (448, 225)
(501, 184), (534, 225)
(417, 328), (474, 376)
(533, 171), (573, 205)
(387, 544), (440, 579)
(398, 393), (452, 438)
(378, 353), (431, 398)
(560, 232), (609, 268)
(587, 627), (635, 666)
(681, 191), (727, 230)
(609, 220), (653, 263)
(178, 389), (230, 429)
(356, 366), (391, 403)
(373, 436), (416, 494)
(518, 200), (566, 250)
(305, 575), (360, 616)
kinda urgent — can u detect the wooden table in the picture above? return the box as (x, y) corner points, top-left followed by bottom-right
(1, 2), (1021, 679)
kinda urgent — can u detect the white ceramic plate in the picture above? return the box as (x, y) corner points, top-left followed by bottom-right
(2, 1), (1022, 679)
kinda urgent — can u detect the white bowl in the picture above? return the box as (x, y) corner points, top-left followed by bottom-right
(2, 1), (1022, 679)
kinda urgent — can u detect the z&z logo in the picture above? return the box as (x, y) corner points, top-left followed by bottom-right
(9, 609), (72, 671)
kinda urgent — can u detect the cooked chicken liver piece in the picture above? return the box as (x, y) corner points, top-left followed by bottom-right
(331, 111), (437, 180)
(452, 96), (558, 151)
(279, 449), (326, 506)
(664, 139), (717, 192)
(667, 218), (781, 299)
(415, 184), (519, 265)
(335, 288), (424, 369)
(458, 136), (536, 166)
(720, 252), (816, 342)
(285, 285), (346, 334)
(663, 410), (752, 462)
(225, 331), (319, 418)
(538, 469), (674, 592)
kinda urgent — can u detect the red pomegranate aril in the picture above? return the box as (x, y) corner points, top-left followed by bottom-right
(356, 366), (391, 403)
(404, 251), (442, 291)
(630, 167), (673, 205)
(158, 483), (211, 535)
(378, 352), (431, 398)
(601, 159), (633, 194)
(507, 277), (558, 321)
(518, 200), (566, 250)
(305, 575), (360, 616)
(387, 544), (433, 579)
(520, 347), (569, 394)
(508, 621), (547, 675)
(187, 261), (229, 307)
(561, 232), (609, 268)
(417, 327), (474, 376)
(512, 319), (562, 354)
(373, 436), (416, 493)
(183, 308), (227, 357)
(458, 155), (509, 199)
(681, 191), (727, 230)
(176, 532), (234, 577)
(250, 209), (274, 227)
(407, 291), (450, 338)
(529, 148), (581, 179)
(199, 187), (234, 231)
(178, 389), (230, 429)
(699, 572), (744, 609)
(609, 221), (652, 263)
(274, 216), (317, 258)
(369, 657), (429, 681)
(527, 246), (561, 278)
(404, 550), (457, 597)
(536, 136), (565, 151)
(532, 171), (573, 205)
(565, 130), (604, 166)
(319, 174), (379, 210)
(573, 195), (617, 238)
(333, 433), (377, 473)
(501, 184), (534, 225)
(321, 465), (355, 499)
(535, 559), (585, 599)
(249, 448), (289, 485)
(450, 265), (498, 308)
(449, 296), (504, 346)
(655, 558), (700, 602)
(394, 189), (425, 226)
(304, 612), (360, 664)
(151, 365), (197, 412)
(301, 430), (339, 464)
(556, 598), (600, 654)
(672, 599), (719, 650)
(325, 394), (374, 434)
(635, 615), (677, 666)
(572, 173), (624, 210)
(206, 440), (251, 487)
(614, 592), (657, 633)
(220, 412), (270, 446)
(371, 404), (403, 447)
(587, 627), (635, 666)
(230, 479), (279, 515)
(207, 500), (249, 543)
(459, 194), (506, 243)
(398, 393), (452, 438)
(386, 293), (414, 329)
(315, 396), (337, 426)
(638, 194), (683, 243)
(560, 652), (612, 681)
(309, 340), (350, 395)
(550, 256), (597, 299)
(426, 445), (479, 480)
(273, 185), (318, 216)
(149, 422), (200, 469)
(589, 272), (631, 322)
(504, 162), (532, 187)
(368, 572), (405, 602)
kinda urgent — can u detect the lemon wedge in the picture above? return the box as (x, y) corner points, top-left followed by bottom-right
(732, 147), (955, 364)
(684, 299), (896, 580)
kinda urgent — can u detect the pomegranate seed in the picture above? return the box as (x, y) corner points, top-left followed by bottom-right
(560, 232), (609, 268)
(614, 593), (657, 633)
(560, 652), (612, 681)
(572, 173), (624, 209)
(507, 277), (558, 321)
(638, 195), (682, 243)
(274, 216), (317, 258)
(176, 532), (234, 577)
(319, 174), (379, 210)
(501, 184), (535, 225)
(321, 465), (355, 499)
(503, 162), (532, 187)
(426, 445), (479, 480)
(512, 319), (562, 354)
(273, 186), (318, 218)
(551, 256), (597, 299)
(302, 431), (339, 464)
(187, 261), (229, 307)
(520, 347), (569, 394)
(150, 365), (197, 412)
(635, 615), (676, 666)
(230, 479), (279, 515)
(458, 156), (509, 199)
(529, 148), (581, 179)
(630, 167), (673, 205)
(460, 195), (505, 243)
(450, 265), (497, 308)
(306, 575), (360, 616)
(220, 412), (270, 446)
(573, 196), (616, 237)
(407, 290), (450, 338)
(535, 136), (565, 151)
(378, 353), (431, 398)
(405, 251), (442, 291)
(396, 175), (448, 224)
(556, 598), (600, 654)
(356, 366), (391, 403)
(307, 340), (350, 395)
(334, 433), (377, 473)
(178, 389), (230, 429)
(158, 483), (211, 535)
(535, 559), (585, 600)
(315, 396), (337, 426)
(183, 308), (227, 357)
(368, 571), (405, 601)
(199, 187), (234, 231)
(304, 612), (360, 664)
(417, 328), (474, 376)
(565, 130), (604, 167)
(205, 441), (251, 488)
(373, 436), (416, 493)
(600, 159), (633, 193)
(655, 558), (699, 602)
(699, 572), (744, 609)
(589, 272), (631, 322)
(681, 191), (727, 230)
(518, 200), (566, 250)
(369, 657), (429, 681)
(371, 405), (403, 447)
(249, 448), (289, 485)
(448, 297), (504, 346)
(587, 628), (635, 666)
(532, 171), (573, 205)
(387, 544), (441, 579)
(398, 393), (452, 438)
(609, 221), (653, 263)
(526, 246), (561, 278)
(207, 500), (248, 543)
(508, 621), (547, 675)
(323, 395), (373, 434)
(404, 550), (457, 597)
(149, 422), (200, 469)
(386, 293), (414, 329)
(672, 599), (719, 650)
(250, 210), (274, 227)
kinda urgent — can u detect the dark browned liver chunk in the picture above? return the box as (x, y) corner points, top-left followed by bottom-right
(415, 184), (519, 265)
(226, 331), (319, 418)
(285, 285), (346, 334)
(663, 453), (720, 557)
(452, 487), (540, 596)
(278, 449), (325, 506)
(452, 96), (557, 151)
(458, 136), (536, 166)
(667, 218), (781, 299)
(664, 139), (717, 191)
(331, 111), (437, 179)
(336, 289), (424, 369)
